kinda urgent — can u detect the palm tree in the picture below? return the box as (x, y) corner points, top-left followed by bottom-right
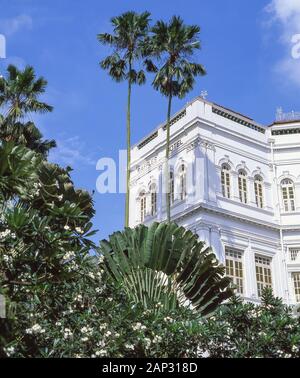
(97, 11), (151, 228)
(0, 65), (53, 122)
(146, 16), (206, 222)
(100, 222), (233, 316)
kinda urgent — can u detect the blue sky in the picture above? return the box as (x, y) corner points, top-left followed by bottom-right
(0, 0), (299, 241)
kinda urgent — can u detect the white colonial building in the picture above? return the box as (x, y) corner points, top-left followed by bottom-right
(129, 96), (300, 305)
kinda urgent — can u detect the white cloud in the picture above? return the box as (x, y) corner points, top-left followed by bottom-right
(49, 136), (97, 168)
(0, 14), (32, 37)
(265, 0), (300, 87)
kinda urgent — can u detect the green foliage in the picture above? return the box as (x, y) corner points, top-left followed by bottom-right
(146, 16), (206, 99)
(0, 64), (53, 122)
(197, 288), (300, 358)
(1, 260), (203, 358)
(100, 222), (233, 316)
(97, 11), (151, 84)
(0, 65), (97, 356)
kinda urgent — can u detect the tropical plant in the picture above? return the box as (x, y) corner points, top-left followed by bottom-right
(100, 222), (233, 316)
(146, 16), (206, 222)
(1, 258), (203, 358)
(0, 64), (97, 356)
(197, 288), (300, 358)
(0, 65), (55, 157)
(0, 120), (56, 158)
(0, 65), (53, 122)
(97, 11), (151, 227)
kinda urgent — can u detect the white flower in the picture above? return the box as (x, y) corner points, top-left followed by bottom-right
(26, 324), (45, 335)
(63, 251), (75, 261)
(55, 321), (62, 326)
(132, 322), (146, 331)
(75, 227), (84, 234)
(4, 346), (15, 356)
(64, 225), (70, 231)
(125, 344), (135, 350)
(292, 345), (299, 353)
(81, 326), (93, 335)
(0, 229), (11, 239)
(58, 195), (63, 201)
(95, 287), (102, 294)
(95, 350), (107, 357)
(63, 328), (73, 339)
(81, 337), (89, 342)
(88, 272), (95, 279)
(153, 335), (162, 343)
(144, 338), (151, 348)
(74, 294), (83, 302)
(104, 331), (112, 337)
(99, 255), (105, 264)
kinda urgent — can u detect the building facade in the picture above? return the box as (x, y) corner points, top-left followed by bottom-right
(129, 97), (300, 305)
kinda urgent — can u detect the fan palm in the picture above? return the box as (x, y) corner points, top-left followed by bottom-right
(97, 11), (151, 227)
(146, 16), (206, 222)
(100, 222), (233, 316)
(0, 65), (53, 122)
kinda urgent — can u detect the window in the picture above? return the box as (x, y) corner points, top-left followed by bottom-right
(290, 248), (300, 262)
(281, 179), (295, 212)
(140, 191), (146, 222)
(292, 273), (300, 302)
(221, 164), (231, 198)
(150, 184), (157, 216)
(179, 164), (186, 201)
(255, 255), (272, 297)
(169, 171), (174, 205)
(254, 175), (264, 208)
(238, 170), (247, 204)
(225, 248), (244, 294)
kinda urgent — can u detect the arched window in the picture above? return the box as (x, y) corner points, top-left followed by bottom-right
(221, 164), (231, 198)
(150, 184), (157, 216)
(169, 171), (174, 205)
(238, 170), (247, 204)
(179, 164), (187, 201)
(254, 175), (264, 208)
(140, 191), (146, 222)
(281, 179), (295, 212)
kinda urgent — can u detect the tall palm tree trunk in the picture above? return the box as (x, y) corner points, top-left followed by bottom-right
(125, 66), (132, 228)
(165, 92), (172, 223)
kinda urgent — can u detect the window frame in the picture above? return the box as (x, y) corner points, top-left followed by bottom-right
(292, 272), (300, 303)
(169, 171), (175, 205)
(150, 184), (157, 217)
(139, 191), (146, 223)
(221, 164), (231, 199)
(254, 175), (264, 209)
(238, 170), (248, 204)
(179, 164), (187, 201)
(281, 179), (296, 212)
(225, 247), (244, 295)
(255, 255), (272, 297)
